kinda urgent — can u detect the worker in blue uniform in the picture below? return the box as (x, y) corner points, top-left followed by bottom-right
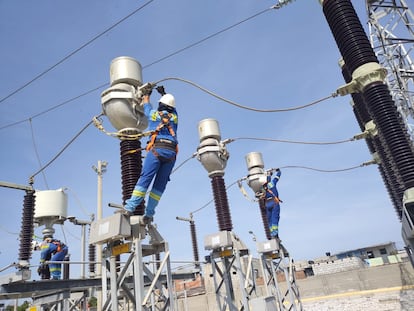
(262, 168), (282, 238)
(124, 86), (178, 223)
(38, 235), (68, 280)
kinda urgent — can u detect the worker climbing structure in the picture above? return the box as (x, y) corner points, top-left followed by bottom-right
(90, 56), (177, 311)
(244, 152), (302, 310)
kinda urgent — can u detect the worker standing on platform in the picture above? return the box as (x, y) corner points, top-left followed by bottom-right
(261, 168), (282, 238)
(38, 235), (68, 280)
(124, 86), (178, 223)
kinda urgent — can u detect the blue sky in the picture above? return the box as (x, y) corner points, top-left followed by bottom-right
(0, 0), (405, 280)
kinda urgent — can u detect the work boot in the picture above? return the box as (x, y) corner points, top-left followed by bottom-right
(117, 207), (133, 216)
(143, 215), (153, 224)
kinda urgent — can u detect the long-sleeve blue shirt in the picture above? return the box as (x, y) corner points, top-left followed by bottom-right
(264, 170), (281, 200)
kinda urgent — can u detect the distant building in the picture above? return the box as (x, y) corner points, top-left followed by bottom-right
(294, 242), (406, 277)
(333, 241), (398, 261)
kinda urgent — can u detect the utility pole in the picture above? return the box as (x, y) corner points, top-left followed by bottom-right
(92, 160), (107, 310)
(67, 216), (92, 279)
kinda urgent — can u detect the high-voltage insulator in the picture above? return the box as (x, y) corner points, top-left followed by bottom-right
(259, 199), (271, 240)
(101, 56), (148, 215)
(322, 0), (414, 196)
(155, 253), (161, 270)
(18, 190), (35, 266)
(120, 139), (144, 214)
(340, 59), (404, 218)
(197, 118), (233, 231)
(190, 220), (200, 268)
(211, 176), (233, 231)
(322, 0), (377, 74)
(89, 242), (96, 275)
(363, 83), (414, 189)
(176, 215), (201, 268)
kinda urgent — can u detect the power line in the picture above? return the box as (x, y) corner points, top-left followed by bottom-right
(170, 135), (355, 176)
(279, 164), (366, 173)
(0, 0), (154, 105)
(156, 77), (337, 112)
(0, 75), (336, 130)
(29, 119), (49, 189)
(230, 136), (354, 145)
(191, 161), (373, 214)
(0, 83), (107, 130)
(143, 7), (273, 69)
(0, 5), (286, 128)
(29, 117), (98, 184)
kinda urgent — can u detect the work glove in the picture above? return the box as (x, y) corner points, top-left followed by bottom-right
(37, 263), (46, 276)
(141, 86), (153, 96)
(156, 85), (166, 95)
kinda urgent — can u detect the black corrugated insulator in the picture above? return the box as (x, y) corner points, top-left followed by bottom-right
(322, 0), (378, 74)
(120, 139), (145, 215)
(341, 63), (404, 218)
(19, 190), (35, 263)
(259, 199), (271, 240)
(363, 82), (414, 190)
(155, 253), (161, 270)
(89, 242), (96, 274)
(211, 176), (233, 232)
(190, 221), (200, 268)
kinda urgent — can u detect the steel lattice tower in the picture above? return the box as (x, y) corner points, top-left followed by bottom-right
(366, 0), (414, 139)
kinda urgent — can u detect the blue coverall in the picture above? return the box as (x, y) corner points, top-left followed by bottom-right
(263, 169), (282, 238)
(40, 239), (68, 279)
(124, 101), (178, 218)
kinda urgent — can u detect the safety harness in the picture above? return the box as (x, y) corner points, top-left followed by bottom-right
(146, 111), (178, 159)
(264, 186), (282, 204)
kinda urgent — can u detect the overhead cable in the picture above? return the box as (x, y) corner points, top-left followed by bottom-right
(0, 83), (107, 130)
(143, 7), (273, 69)
(0, 6), (278, 129)
(29, 119), (49, 189)
(170, 135), (354, 176)
(172, 153), (198, 174)
(0, 75), (336, 131)
(228, 136), (354, 145)
(1, 3), (269, 106)
(156, 76), (337, 112)
(0, 0), (154, 105)
(191, 161), (375, 214)
(29, 117), (99, 184)
(279, 163), (374, 173)
(0, 4), (301, 126)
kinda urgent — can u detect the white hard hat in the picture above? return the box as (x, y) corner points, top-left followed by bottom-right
(159, 94), (175, 108)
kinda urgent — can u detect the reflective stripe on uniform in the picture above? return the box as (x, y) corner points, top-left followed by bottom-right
(149, 191), (161, 202)
(132, 189), (146, 197)
(270, 225), (278, 231)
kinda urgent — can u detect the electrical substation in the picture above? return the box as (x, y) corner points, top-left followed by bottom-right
(1, 0), (414, 310)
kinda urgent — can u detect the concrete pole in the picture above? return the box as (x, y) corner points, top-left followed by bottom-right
(93, 160), (107, 311)
(81, 224), (86, 278)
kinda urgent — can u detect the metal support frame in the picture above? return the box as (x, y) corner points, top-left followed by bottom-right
(100, 215), (176, 311)
(31, 290), (89, 311)
(367, 0), (414, 138)
(206, 231), (254, 311)
(257, 239), (302, 311)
